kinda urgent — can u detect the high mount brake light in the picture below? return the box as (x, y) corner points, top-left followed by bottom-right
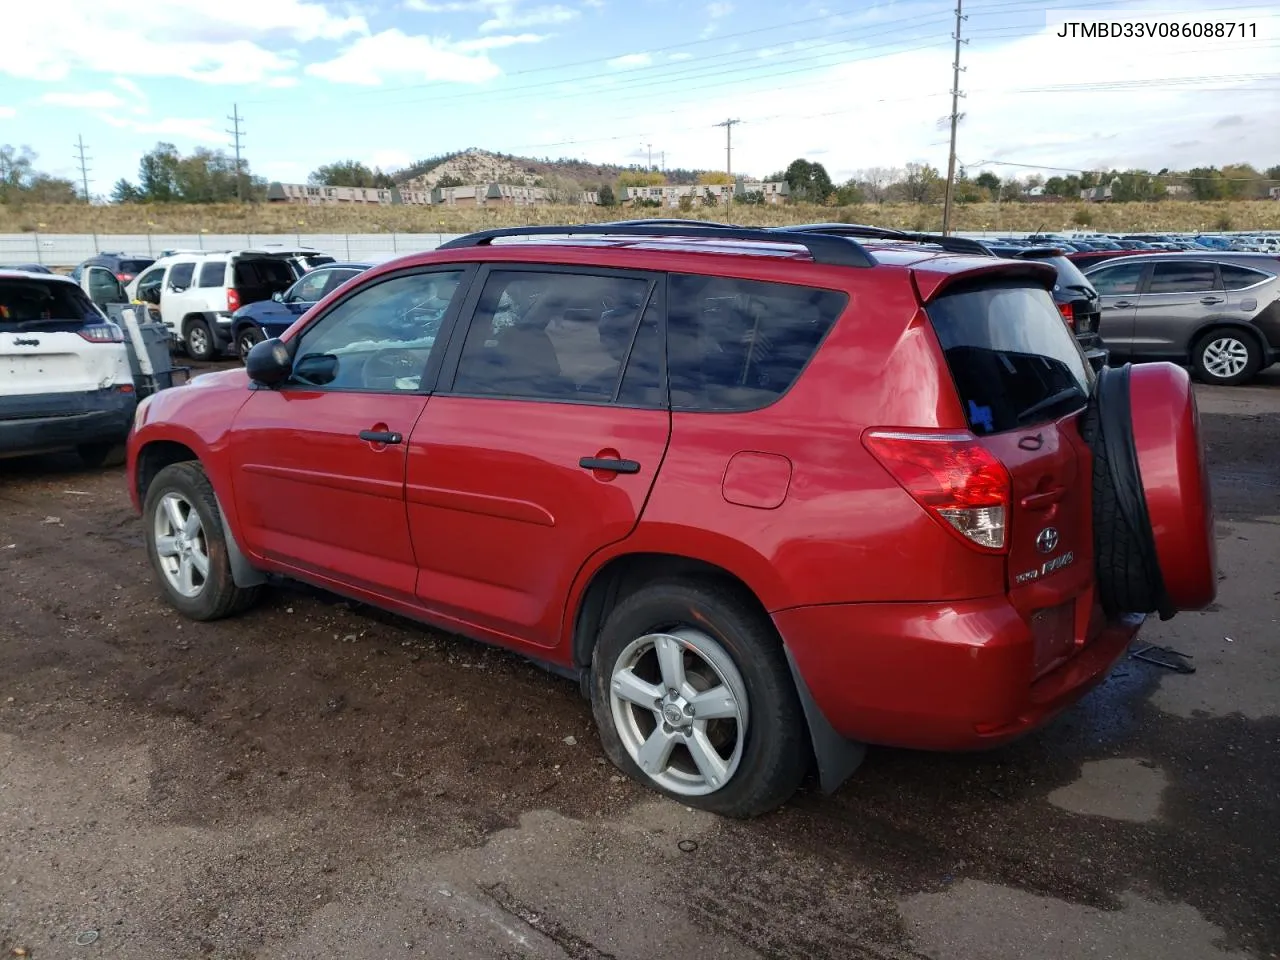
(863, 430), (1011, 553)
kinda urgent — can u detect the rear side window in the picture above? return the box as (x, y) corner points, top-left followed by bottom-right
(120, 259), (154, 275)
(1220, 265), (1272, 290)
(0, 278), (101, 330)
(197, 261), (226, 287)
(1148, 262), (1218, 293)
(666, 274), (846, 411)
(1042, 255), (1092, 291)
(168, 262), (195, 290)
(927, 282), (1091, 435)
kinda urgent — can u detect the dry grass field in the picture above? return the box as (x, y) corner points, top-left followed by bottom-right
(1, 199), (1277, 235)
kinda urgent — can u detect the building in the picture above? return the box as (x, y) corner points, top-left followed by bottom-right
(266, 182), (426, 205)
(266, 181), (597, 207)
(624, 178), (790, 208)
(1270, 186), (1280, 200)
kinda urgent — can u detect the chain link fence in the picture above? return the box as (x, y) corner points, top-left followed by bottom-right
(0, 233), (468, 269)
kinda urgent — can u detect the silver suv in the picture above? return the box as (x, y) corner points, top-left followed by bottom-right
(1084, 252), (1280, 385)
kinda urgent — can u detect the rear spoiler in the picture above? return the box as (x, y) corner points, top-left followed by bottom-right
(910, 259), (1058, 304)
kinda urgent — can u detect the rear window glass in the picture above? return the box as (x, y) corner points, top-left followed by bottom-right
(119, 259), (153, 275)
(197, 261), (226, 287)
(0, 278), (101, 330)
(1041, 255), (1093, 291)
(666, 274), (847, 411)
(235, 258), (295, 287)
(927, 281), (1091, 435)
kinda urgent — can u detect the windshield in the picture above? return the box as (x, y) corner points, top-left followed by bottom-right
(0, 278), (103, 332)
(926, 281), (1092, 435)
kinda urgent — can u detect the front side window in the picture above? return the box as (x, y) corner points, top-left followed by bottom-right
(665, 274), (846, 411)
(1088, 262), (1146, 296)
(135, 266), (165, 302)
(290, 271), (463, 393)
(451, 270), (654, 403)
(1148, 262), (1219, 294)
(167, 262), (195, 291)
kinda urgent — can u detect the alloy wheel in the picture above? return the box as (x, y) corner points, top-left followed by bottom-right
(1202, 337), (1250, 380)
(153, 492), (210, 598)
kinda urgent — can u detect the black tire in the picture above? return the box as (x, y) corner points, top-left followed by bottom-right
(1190, 328), (1261, 386)
(236, 324), (265, 360)
(76, 442), (122, 468)
(184, 316), (216, 362)
(1079, 366), (1171, 619)
(589, 577), (809, 818)
(142, 461), (260, 621)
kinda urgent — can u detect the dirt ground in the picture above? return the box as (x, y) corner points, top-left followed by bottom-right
(2, 366), (1278, 960)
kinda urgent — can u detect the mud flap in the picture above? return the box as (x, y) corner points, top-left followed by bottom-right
(213, 493), (267, 588)
(783, 645), (866, 793)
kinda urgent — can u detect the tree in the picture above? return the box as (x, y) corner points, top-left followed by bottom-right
(436, 174), (466, 188)
(973, 171), (1000, 199)
(24, 174), (78, 204)
(783, 158), (834, 203)
(137, 142), (182, 202)
(1266, 165), (1280, 182)
(541, 173), (582, 204)
(618, 170), (666, 188)
(120, 142), (265, 203)
(849, 166), (899, 204)
(898, 162), (943, 203)
(833, 179), (866, 205)
(598, 183), (616, 207)
(0, 144), (77, 204)
(999, 177), (1025, 202)
(1187, 167), (1225, 201)
(111, 178), (144, 204)
(309, 160), (395, 188)
(696, 171), (733, 185)
(1220, 163), (1266, 200)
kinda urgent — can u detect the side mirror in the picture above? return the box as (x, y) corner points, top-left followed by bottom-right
(272, 291), (284, 302)
(245, 337), (293, 387)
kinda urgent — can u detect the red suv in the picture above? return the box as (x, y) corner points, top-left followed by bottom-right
(126, 222), (1217, 817)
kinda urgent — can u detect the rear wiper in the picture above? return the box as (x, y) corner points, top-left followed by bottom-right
(1017, 386), (1087, 423)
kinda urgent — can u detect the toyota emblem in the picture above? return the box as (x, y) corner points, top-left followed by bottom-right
(1036, 527), (1060, 555)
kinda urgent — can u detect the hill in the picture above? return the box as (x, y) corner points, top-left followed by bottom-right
(395, 148), (707, 190)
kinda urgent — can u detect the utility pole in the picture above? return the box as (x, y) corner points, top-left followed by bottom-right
(226, 103), (245, 202)
(715, 118), (741, 176)
(941, 0), (967, 236)
(646, 143), (652, 170)
(74, 134), (91, 203)
(661, 150), (665, 173)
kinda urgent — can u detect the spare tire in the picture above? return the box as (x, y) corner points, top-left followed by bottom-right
(1079, 363), (1217, 620)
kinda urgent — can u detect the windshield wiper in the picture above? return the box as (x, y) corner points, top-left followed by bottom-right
(1017, 385), (1087, 424)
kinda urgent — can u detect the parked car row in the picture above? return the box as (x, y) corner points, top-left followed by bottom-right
(124, 218), (1219, 816)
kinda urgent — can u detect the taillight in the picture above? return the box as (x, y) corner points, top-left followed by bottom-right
(863, 430), (1011, 553)
(78, 323), (125, 343)
(115, 272), (130, 282)
(1058, 302), (1075, 329)
(227, 288), (241, 311)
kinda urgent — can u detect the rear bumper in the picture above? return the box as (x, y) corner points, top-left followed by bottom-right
(773, 598), (1143, 752)
(0, 388), (136, 458)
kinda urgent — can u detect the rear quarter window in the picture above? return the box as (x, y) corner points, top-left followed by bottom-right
(927, 280), (1091, 435)
(197, 261), (227, 287)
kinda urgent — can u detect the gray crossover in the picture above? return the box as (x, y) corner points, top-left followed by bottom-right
(1084, 252), (1280, 385)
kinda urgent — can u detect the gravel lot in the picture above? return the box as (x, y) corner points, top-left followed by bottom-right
(2, 365), (1278, 960)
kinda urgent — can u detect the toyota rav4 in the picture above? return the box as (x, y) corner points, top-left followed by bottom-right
(126, 222), (1217, 817)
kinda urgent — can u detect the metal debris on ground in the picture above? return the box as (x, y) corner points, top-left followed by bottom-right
(74, 930), (100, 946)
(1130, 643), (1196, 674)
(677, 839), (698, 853)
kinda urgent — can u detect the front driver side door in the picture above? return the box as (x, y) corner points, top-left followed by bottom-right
(227, 265), (473, 602)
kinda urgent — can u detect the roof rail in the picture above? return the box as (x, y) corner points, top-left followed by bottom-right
(436, 222), (875, 268)
(774, 222), (994, 257)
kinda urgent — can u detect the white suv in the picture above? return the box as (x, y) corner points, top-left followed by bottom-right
(1, 269), (137, 465)
(129, 249), (305, 360)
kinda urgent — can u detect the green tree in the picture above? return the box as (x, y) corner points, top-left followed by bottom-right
(1187, 167), (1225, 201)
(898, 162), (943, 203)
(23, 174), (78, 204)
(974, 171), (1000, 199)
(436, 174), (466, 188)
(618, 170), (666, 188)
(111, 178), (144, 203)
(833, 179), (866, 205)
(783, 158), (834, 203)
(137, 143), (182, 202)
(1110, 170), (1162, 202)
(1265, 164), (1280, 183)
(0, 144), (78, 204)
(598, 183), (616, 206)
(309, 160), (395, 188)
(1220, 163), (1266, 200)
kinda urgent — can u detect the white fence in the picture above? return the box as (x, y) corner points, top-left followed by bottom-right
(0, 233), (467, 269)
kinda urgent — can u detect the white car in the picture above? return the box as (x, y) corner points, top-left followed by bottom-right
(0, 269), (137, 465)
(128, 249), (312, 360)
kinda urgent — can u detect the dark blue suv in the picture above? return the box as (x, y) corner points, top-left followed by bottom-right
(229, 261), (373, 358)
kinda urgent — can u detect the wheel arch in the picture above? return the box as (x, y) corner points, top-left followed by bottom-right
(1188, 319), (1267, 364)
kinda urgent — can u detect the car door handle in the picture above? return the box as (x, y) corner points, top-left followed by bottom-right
(359, 430), (403, 444)
(1112, 300), (1134, 308)
(1020, 486), (1066, 510)
(1199, 296), (1225, 305)
(579, 456), (640, 474)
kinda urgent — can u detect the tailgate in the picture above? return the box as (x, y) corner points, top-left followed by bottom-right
(1, 331), (128, 398)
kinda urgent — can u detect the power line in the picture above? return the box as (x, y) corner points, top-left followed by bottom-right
(715, 119), (741, 176)
(73, 134), (91, 204)
(226, 104), (245, 203)
(942, 0), (968, 236)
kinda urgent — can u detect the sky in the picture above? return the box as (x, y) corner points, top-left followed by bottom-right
(1, 0), (1278, 195)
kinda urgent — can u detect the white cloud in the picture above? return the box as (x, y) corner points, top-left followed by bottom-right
(480, 3), (578, 32)
(306, 28), (501, 85)
(705, 0), (732, 16)
(1, 0), (365, 85)
(371, 149), (413, 170)
(608, 52), (652, 69)
(42, 90), (126, 109)
(98, 113), (225, 144)
(0, 106), (15, 120)
(112, 77), (145, 98)
(455, 32), (549, 51)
